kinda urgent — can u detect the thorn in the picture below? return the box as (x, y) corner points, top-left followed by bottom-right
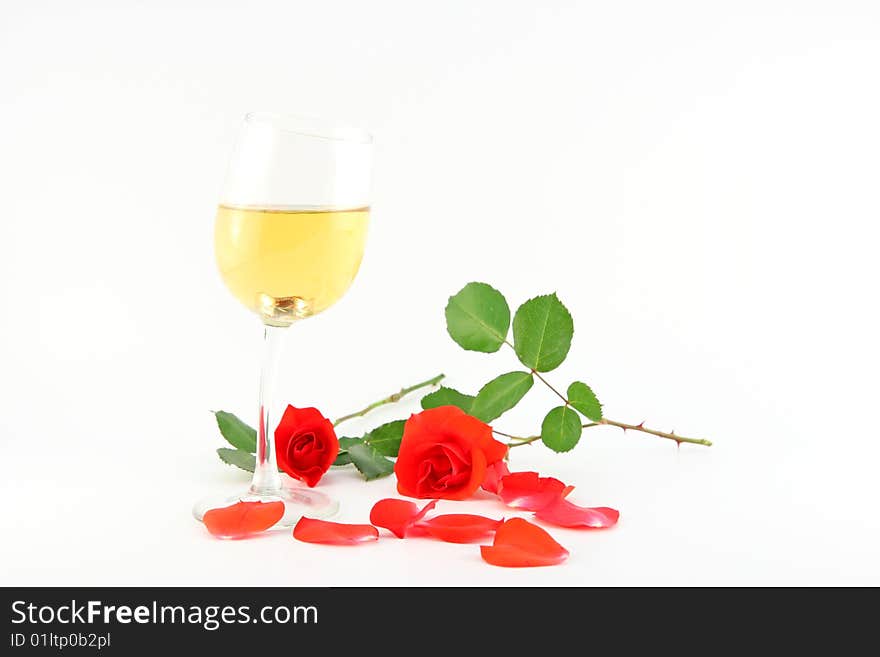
(637, 421), (644, 429)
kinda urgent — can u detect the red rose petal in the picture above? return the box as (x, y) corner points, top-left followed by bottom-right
(202, 500), (285, 539)
(479, 545), (563, 568)
(535, 498), (620, 529)
(417, 514), (503, 543)
(470, 425), (509, 466)
(480, 518), (569, 568)
(292, 517), (379, 545)
(481, 460), (511, 495)
(498, 471), (567, 511)
(369, 498), (437, 538)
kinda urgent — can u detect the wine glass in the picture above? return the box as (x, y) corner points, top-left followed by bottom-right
(194, 112), (372, 527)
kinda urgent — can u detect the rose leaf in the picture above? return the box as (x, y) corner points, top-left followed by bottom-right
(512, 293), (574, 372)
(420, 386), (476, 414)
(567, 381), (603, 422)
(363, 420), (406, 457)
(214, 411), (257, 453)
(217, 447), (256, 473)
(217, 448), (285, 473)
(469, 371), (534, 423)
(540, 406), (582, 453)
(333, 437), (364, 466)
(348, 443), (396, 481)
(445, 282), (511, 353)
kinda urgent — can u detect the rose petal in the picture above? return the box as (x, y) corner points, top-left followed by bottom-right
(203, 501), (285, 539)
(480, 518), (569, 568)
(480, 545), (566, 568)
(498, 471), (567, 510)
(417, 514), (503, 543)
(535, 498), (620, 529)
(467, 422), (508, 466)
(369, 498), (437, 538)
(292, 517), (378, 545)
(481, 460), (511, 495)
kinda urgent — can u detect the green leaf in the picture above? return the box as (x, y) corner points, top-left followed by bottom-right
(333, 437), (363, 466)
(336, 422), (404, 465)
(216, 447), (256, 473)
(363, 420), (406, 457)
(567, 381), (603, 421)
(540, 406), (582, 452)
(512, 293), (574, 372)
(338, 437), (363, 451)
(470, 371), (534, 422)
(348, 443), (396, 481)
(214, 411), (257, 453)
(445, 282), (510, 353)
(217, 448), (285, 472)
(420, 386), (475, 414)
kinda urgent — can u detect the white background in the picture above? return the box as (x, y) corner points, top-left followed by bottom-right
(1, 0), (879, 586)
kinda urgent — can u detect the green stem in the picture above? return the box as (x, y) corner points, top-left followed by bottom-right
(333, 373), (445, 427)
(501, 419), (711, 448)
(502, 339), (567, 404)
(531, 369), (568, 404)
(504, 434), (540, 447)
(598, 419), (713, 446)
(498, 340), (711, 447)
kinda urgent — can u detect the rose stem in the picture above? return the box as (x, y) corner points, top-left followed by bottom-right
(333, 373), (445, 427)
(497, 341), (712, 448)
(503, 421), (713, 448)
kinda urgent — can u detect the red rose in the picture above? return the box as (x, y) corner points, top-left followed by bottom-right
(274, 406), (338, 487)
(394, 406), (507, 500)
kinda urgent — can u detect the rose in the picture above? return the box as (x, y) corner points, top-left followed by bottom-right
(274, 406), (339, 487)
(394, 406), (508, 500)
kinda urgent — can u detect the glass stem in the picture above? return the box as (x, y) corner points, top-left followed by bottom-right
(250, 324), (286, 495)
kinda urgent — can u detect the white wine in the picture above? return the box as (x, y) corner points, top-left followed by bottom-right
(215, 205), (369, 325)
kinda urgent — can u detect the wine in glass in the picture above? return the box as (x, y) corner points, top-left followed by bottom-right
(194, 113), (372, 527)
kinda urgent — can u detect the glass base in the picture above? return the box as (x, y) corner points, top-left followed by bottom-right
(193, 480), (339, 529)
